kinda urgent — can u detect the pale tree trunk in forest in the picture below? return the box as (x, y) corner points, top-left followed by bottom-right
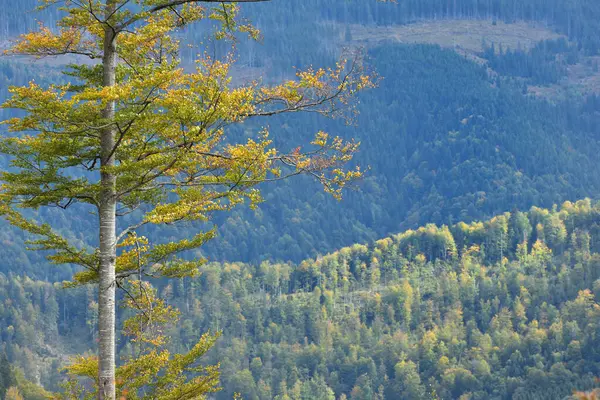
(98, 1), (117, 399)
(0, 0), (372, 399)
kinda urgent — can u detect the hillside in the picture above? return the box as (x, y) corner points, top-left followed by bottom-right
(3, 2), (600, 400)
(342, 19), (564, 54)
(2, 43), (600, 273)
(0, 2), (599, 275)
(0, 2), (600, 271)
(3, 199), (600, 399)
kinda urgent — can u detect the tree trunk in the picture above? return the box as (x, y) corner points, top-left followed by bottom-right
(98, 2), (117, 399)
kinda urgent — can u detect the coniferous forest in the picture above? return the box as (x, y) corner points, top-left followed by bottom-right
(4, 200), (600, 399)
(1, 0), (600, 399)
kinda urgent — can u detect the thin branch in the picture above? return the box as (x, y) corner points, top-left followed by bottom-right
(117, 0), (270, 32)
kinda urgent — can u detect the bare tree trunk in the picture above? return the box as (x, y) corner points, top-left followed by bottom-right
(98, 2), (117, 399)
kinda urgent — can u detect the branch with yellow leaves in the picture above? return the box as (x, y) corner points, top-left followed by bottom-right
(57, 277), (221, 399)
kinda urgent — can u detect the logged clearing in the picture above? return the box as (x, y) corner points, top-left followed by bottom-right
(4, 19), (599, 97)
(343, 19), (565, 54)
(341, 19), (600, 98)
(528, 56), (600, 99)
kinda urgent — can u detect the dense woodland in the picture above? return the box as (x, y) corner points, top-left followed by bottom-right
(3, 0), (600, 54)
(2, 40), (600, 270)
(1, 1), (600, 267)
(2, 0), (600, 399)
(3, 200), (600, 399)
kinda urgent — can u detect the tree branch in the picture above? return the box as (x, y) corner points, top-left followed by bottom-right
(117, 0), (270, 31)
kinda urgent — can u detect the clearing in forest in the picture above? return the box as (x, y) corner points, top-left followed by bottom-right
(342, 19), (600, 98)
(342, 19), (565, 55)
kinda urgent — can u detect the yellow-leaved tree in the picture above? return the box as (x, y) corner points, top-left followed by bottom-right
(57, 279), (221, 400)
(4, 386), (24, 400)
(0, 1), (375, 399)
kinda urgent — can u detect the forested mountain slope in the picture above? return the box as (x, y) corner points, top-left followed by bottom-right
(3, 2), (600, 400)
(3, 0), (600, 53)
(0, 1), (600, 267)
(3, 199), (600, 399)
(2, 44), (600, 270)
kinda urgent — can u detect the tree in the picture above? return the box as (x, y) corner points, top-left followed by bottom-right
(391, 360), (424, 399)
(0, 1), (373, 399)
(4, 387), (23, 400)
(299, 376), (335, 400)
(57, 280), (220, 400)
(508, 210), (532, 253)
(8, 369), (52, 400)
(574, 388), (600, 400)
(0, 353), (15, 400)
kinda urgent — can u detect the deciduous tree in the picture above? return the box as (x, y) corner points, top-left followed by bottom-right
(0, 1), (374, 399)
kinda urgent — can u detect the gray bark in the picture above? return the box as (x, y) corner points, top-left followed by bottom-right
(98, 1), (117, 399)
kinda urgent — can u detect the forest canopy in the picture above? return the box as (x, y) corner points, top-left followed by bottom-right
(2, 199), (600, 399)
